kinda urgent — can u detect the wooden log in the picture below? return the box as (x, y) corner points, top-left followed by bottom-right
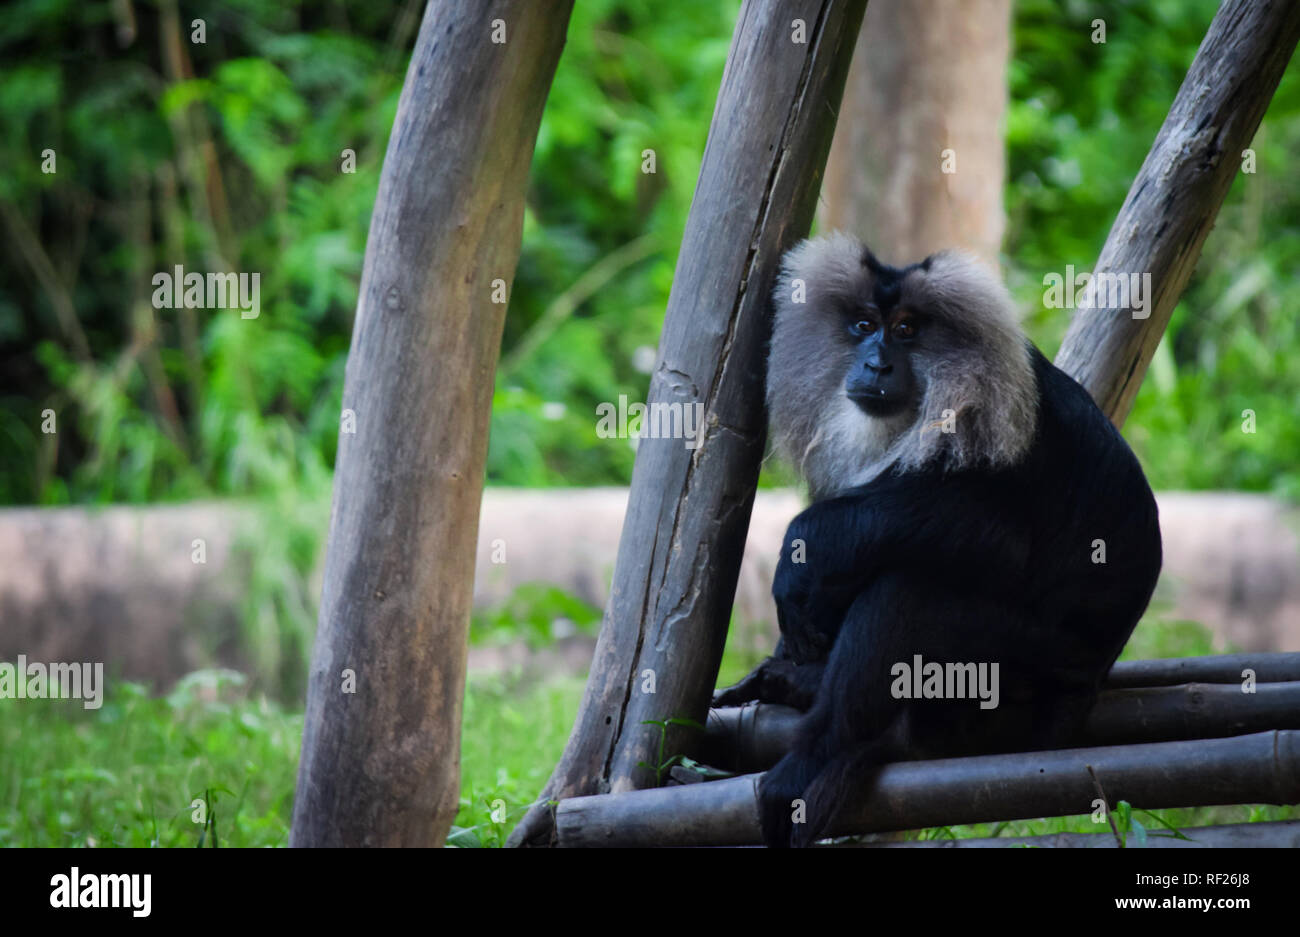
(509, 0), (870, 846)
(1082, 681), (1300, 745)
(554, 730), (1300, 847)
(1107, 652), (1300, 688)
(291, 1), (573, 847)
(1054, 0), (1300, 426)
(558, 776), (763, 848)
(702, 681), (1300, 771)
(700, 701), (802, 773)
(830, 819), (1300, 849)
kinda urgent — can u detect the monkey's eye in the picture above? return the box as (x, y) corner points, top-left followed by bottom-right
(893, 320), (916, 339)
(851, 320), (878, 337)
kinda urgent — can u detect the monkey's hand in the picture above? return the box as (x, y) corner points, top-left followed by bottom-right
(712, 666), (766, 708)
(713, 656), (824, 711)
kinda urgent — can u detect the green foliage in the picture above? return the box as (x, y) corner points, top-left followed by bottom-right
(0, 0), (390, 504)
(470, 582), (602, 648)
(450, 673), (587, 847)
(0, 671), (299, 847)
(0, 0), (740, 502)
(489, 0), (738, 485)
(3, 0), (1298, 501)
(637, 716), (707, 786)
(1006, 0), (1300, 496)
(234, 487), (330, 700)
(0, 665), (587, 848)
(1104, 800), (1194, 848)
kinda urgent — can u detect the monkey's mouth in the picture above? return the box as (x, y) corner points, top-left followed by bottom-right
(848, 388), (910, 417)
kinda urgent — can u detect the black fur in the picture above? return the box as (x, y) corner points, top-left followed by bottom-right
(860, 250), (927, 314)
(722, 345), (1162, 846)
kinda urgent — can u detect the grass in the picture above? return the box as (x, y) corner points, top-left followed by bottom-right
(0, 670), (299, 847)
(1, 612), (1294, 847)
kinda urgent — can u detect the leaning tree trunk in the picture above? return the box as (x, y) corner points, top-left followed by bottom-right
(1055, 0), (1300, 425)
(291, 1), (573, 848)
(508, 0), (869, 847)
(821, 0), (1011, 267)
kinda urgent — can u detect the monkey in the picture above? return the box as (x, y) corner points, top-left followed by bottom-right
(713, 232), (1163, 847)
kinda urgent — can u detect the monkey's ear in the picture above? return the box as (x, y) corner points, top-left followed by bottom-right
(919, 255), (935, 272)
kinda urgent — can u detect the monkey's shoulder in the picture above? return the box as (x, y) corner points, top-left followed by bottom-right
(1028, 346), (1120, 443)
(1027, 345), (1155, 494)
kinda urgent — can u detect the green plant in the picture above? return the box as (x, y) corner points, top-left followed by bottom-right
(637, 716), (706, 786)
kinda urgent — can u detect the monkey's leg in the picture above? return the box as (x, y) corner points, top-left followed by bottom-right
(759, 572), (1043, 846)
(757, 589), (906, 847)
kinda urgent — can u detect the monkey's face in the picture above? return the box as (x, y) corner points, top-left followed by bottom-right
(842, 306), (920, 417)
(769, 233), (1036, 495)
(839, 249), (934, 419)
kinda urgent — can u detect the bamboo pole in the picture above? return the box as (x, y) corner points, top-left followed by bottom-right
(1107, 652), (1300, 689)
(555, 730), (1300, 847)
(701, 679), (1300, 772)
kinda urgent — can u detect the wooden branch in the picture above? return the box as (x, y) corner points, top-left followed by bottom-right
(291, 1), (573, 847)
(1054, 0), (1300, 425)
(829, 819), (1300, 849)
(702, 680), (1300, 772)
(1107, 651), (1300, 688)
(554, 730), (1300, 847)
(1084, 681), (1300, 744)
(508, 0), (869, 846)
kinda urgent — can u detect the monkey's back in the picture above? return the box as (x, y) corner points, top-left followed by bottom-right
(1007, 346), (1163, 689)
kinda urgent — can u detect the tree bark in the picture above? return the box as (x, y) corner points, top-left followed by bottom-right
(1055, 0), (1300, 426)
(508, 0), (869, 847)
(820, 0), (1011, 266)
(291, 1), (573, 848)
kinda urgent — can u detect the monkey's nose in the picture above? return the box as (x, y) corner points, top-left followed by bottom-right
(865, 360), (893, 376)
